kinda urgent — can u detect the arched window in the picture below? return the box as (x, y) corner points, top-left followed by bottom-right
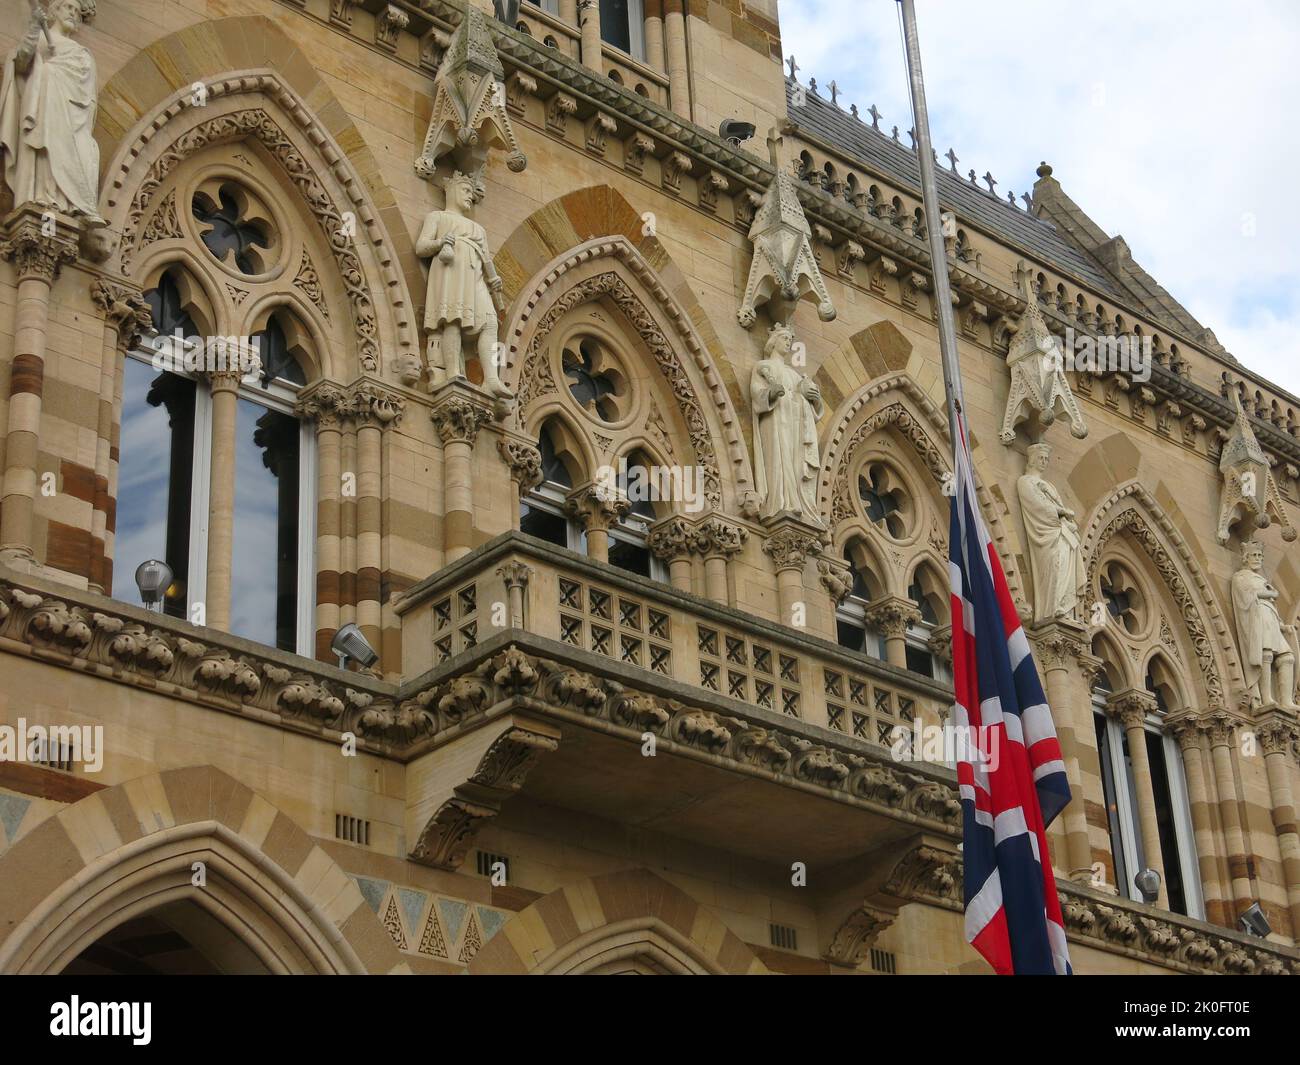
(606, 449), (667, 581)
(520, 419), (580, 549)
(836, 540), (884, 658)
(112, 276), (315, 655)
(903, 565), (948, 681)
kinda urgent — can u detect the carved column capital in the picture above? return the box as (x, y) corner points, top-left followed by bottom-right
(692, 515), (748, 559)
(202, 365), (246, 393)
(1106, 688), (1158, 730)
(762, 525), (821, 572)
(864, 595), (922, 638)
(350, 381), (406, 429)
(90, 279), (152, 352)
(496, 561), (532, 591)
(817, 556), (854, 606)
(1166, 711), (1207, 752)
(295, 382), (351, 431)
(497, 438), (543, 496)
(1255, 711), (1300, 755)
(1029, 619), (1089, 671)
(0, 208), (80, 283)
(1201, 710), (1241, 747)
(431, 394), (493, 445)
(565, 482), (629, 533)
(645, 516), (694, 563)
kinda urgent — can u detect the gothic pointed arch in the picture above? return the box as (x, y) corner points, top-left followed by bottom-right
(499, 214), (754, 512)
(95, 17), (420, 381)
(0, 766), (401, 975)
(818, 370), (1028, 611)
(1081, 481), (1242, 711)
(464, 867), (769, 975)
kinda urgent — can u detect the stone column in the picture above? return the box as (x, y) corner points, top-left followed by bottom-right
(565, 482), (628, 563)
(297, 384), (348, 662)
(761, 519), (822, 630)
(1106, 688), (1168, 907)
(865, 595), (921, 671)
(0, 208), (79, 569)
(1203, 711), (1255, 917)
(643, 0), (666, 71)
(693, 515), (747, 606)
(1029, 621), (1095, 883)
(497, 560), (532, 629)
(339, 419), (358, 626)
(559, 0), (578, 24)
(88, 280), (151, 593)
(431, 391), (494, 564)
(646, 516), (694, 593)
(663, 0), (691, 118)
(1258, 712), (1300, 937)
(203, 367), (243, 631)
(351, 383), (404, 653)
(498, 437), (543, 529)
(1168, 714), (1226, 925)
(578, 0), (602, 70)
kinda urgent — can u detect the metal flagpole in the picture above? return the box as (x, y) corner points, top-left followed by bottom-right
(896, 0), (965, 452)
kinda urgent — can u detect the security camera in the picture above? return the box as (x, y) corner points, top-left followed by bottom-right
(331, 623), (379, 671)
(719, 119), (757, 148)
(1238, 901), (1271, 938)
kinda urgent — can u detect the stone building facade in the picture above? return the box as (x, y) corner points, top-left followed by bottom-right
(0, 0), (1297, 975)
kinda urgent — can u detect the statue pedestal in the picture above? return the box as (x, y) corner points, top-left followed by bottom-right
(760, 513), (826, 631)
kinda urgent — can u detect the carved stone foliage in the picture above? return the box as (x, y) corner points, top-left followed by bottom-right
(762, 526), (822, 571)
(0, 210), (79, 283)
(830, 404), (948, 525)
(414, 4), (526, 178)
(90, 279), (153, 352)
(737, 131), (836, 328)
(0, 579), (414, 747)
(117, 108), (382, 371)
(498, 439), (543, 494)
(1217, 388), (1296, 544)
(824, 904), (897, 968)
(516, 271), (722, 508)
(431, 395), (494, 445)
(692, 516), (747, 558)
(999, 269), (1088, 444)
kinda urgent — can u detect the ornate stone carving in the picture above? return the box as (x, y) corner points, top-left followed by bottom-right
(762, 524), (822, 572)
(829, 403), (949, 525)
(292, 247), (328, 319)
(691, 516), (747, 559)
(565, 483), (630, 533)
(999, 265), (1087, 444)
(1017, 442), (1085, 624)
(431, 394), (494, 445)
(497, 438), (543, 494)
(661, 150), (693, 195)
(0, 208), (79, 282)
(646, 516), (693, 563)
(495, 560), (531, 591)
(817, 556), (854, 606)
(737, 129), (836, 327)
(751, 322), (824, 525)
(414, 3), (526, 178)
(865, 596), (922, 638)
(1256, 711), (1300, 755)
(883, 845), (963, 908)
(584, 112), (617, 156)
(1, 0), (103, 225)
(1231, 539), (1297, 709)
(376, 4), (408, 51)
(296, 382), (350, 431)
(90, 278), (152, 352)
(1217, 388), (1296, 544)
(350, 381), (405, 429)
(1106, 688), (1158, 730)
(623, 131), (654, 175)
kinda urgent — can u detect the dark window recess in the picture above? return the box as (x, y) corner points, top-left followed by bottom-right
(599, 0), (633, 53)
(144, 270), (199, 339)
(562, 339), (621, 421)
(769, 923), (798, 951)
(537, 427), (572, 487)
(1145, 730), (1188, 915)
(192, 184), (270, 275)
(251, 315), (307, 386)
(608, 537), (652, 578)
(520, 502), (568, 547)
(1094, 712), (1129, 896)
(476, 851), (510, 880)
(905, 644), (934, 678)
(837, 619), (867, 653)
(908, 579), (938, 624)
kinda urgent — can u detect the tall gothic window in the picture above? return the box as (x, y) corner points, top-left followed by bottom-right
(520, 422), (580, 550)
(836, 543), (884, 659)
(600, 0), (646, 61)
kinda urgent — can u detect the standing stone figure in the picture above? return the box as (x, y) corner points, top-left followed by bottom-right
(415, 170), (511, 399)
(0, 0), (103, 224)
(750, 322), (824, 524)
(1231, 539), (1297, 709)
(1017, 442), (1085, 623)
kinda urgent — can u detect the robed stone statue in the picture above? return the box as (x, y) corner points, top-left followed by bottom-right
(415, 169), (511, 398)
(750, 322), (824, 524)
(1231, 539), (1297, 709)
(1017, 442), (1085, 623)
(0, 1), (103, 224)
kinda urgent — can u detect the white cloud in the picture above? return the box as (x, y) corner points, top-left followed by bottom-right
(780, 0), (1300, 394)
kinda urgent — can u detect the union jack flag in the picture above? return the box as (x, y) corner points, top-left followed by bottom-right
(948, 416), (1072, 975)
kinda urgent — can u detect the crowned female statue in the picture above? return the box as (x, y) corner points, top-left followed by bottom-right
(0, 1), (103, 224)
(750, 322), (824, 524)
(1017, 442), (1085, 623)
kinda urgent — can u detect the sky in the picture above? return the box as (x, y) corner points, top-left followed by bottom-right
(778, 0), (1300, 396)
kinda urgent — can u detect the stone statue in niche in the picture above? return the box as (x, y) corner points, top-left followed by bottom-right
(1231, 539), (1297, 709)
(416, 169), (512, 399)
(0, 0), (103, 225)
(1016, 442), (1085, 623)
(750, 322), (824, 525)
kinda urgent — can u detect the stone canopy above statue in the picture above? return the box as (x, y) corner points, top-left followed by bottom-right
(737, 129), (836, 329)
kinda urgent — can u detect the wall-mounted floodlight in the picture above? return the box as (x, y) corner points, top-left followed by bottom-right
(1238, 902), (1271, 938)
(330, 623), (378, 671)
(1134, 868), (1161, 904)
(134, 559), (173, 612)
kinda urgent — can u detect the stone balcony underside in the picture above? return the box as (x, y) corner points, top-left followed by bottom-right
(2, 550), (1299, 973)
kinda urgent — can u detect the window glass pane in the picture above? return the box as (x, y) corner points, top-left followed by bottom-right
(252, 315), (307, 387)
(144, 271), (198, 341)
(112, 359), (194, 619)
(1093, 712), (1129, 897)
(1119, 727), (1146, 885)
(600, 0), (632, 51)
(837, 619), (866, 653)
(230, 400), (300, 651)
(608, 537), (651, 578)
(520, 501), (568, 546)
(905, 644), (934, 678)
(1145, 729), (1188, 915)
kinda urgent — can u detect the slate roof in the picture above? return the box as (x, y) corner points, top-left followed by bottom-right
(785, 79), (1121, 298)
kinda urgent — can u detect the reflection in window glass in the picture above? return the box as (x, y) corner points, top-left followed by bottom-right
(230, 399), (300, 651)
(1146, 730), (1188, 915)
(1094, 711), (1129, 896)
(112, 359), (194, 618)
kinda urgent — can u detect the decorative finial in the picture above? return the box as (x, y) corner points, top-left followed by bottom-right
(765, 126), (782, 169)
(808, 77), (818, 95)
(968, 168), (977, 184)
(829, 80), (840, 106)
(850, 103), (859, 120)
(1036, 161), (1053, 178)
(907, 127), (916, 148)
(1022, 192), (1033, 210)
(787, 55), (799, 80)
(891, 125), (899, 142)
(983, 171), (997, 194)
(945, 148), (958, 172)
(867, 104), (882, 130)
(1006, 190), (1016, 207)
